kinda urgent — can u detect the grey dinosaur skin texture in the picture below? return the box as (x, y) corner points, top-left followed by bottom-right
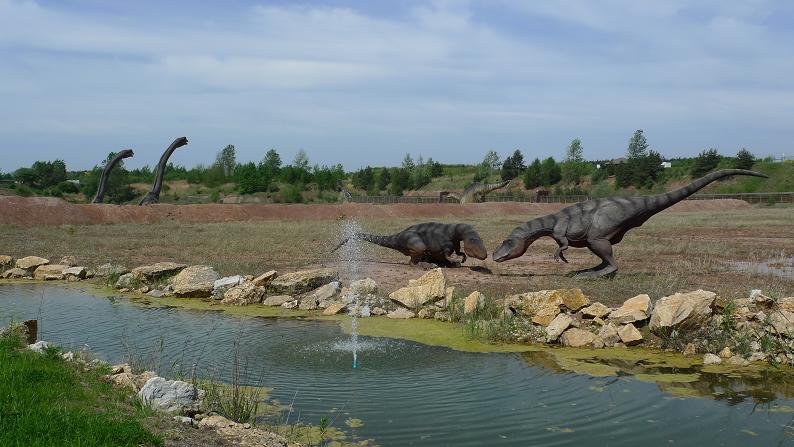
(441, 180), (510, 204)
(332, 222), (488, 267)
(493, 169), (768, 278)
(91, 149), (134, 204)
(139, 137), (189, 206)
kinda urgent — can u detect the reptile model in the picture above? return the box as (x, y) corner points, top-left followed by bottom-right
(139, 137), (189, 205)
(332, 222), (488, 266)
(92, 149), (134, 204)
(440, 180), (510, 204)
(492, 169), (767, 278)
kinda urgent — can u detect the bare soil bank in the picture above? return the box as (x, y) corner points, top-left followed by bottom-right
(0, 196), (751, 226)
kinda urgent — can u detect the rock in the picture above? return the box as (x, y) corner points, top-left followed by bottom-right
(728, 355), (750, 367)
(581, 302), (610, 319)
(591, 337), (605, 349)
(172, 265), (220, 298)
(221, 283), (264, 305)
(281, 300), (299, 309)
(545, 314), (573, 343)
(137, 377), (199, 413)
(768, 310), (794, 336)
(437, 286), (455, 309)
(713, 295), (731, 310)
(617, 324), (643, 346)
(610, 309), (648, 325)
(2, 268), (30, 279)
(298, 297), (318, 310)
(703, 353), (722, 365)
(304, 281), (340, 303)
(147, 289), (165, 298)
(33, 264), (68, 280)
(387, 308), (416, 319)
(63, 266), (87, 279)
(371, 306), (387, 316)
(95, 263), (130, 277)
(134, 371), (157, 390)
(558, 289), (590, 311)
(748, 352), (768, 362)
(16, 256), (49, 271)
(252, 270), (278, 286)
(683, 343), (697, 356)
(777, 297), (794, 313)
(115, 273), (135, 289)
(198, 414), (236, 429)
(505, 290), (560, 316)
(58, 255), (77, 266)
(531, 305), (562, 326)
(609, 294), (651, 323)
(649, 290), (716, 332)
(0, 255), (14, 270)
(388, 268), (446, 309)
(244, 275), (254, 282)
(719, 346), (733, 359)
(463, 291), (485, 315)
(111, 363), (131, 374)
(213, 275), (245, 297)
(105, 372), (138, 391)
(268, 268), (338, 295)
(262, 295), (293, 306)
(750, 289), (774, 308)
(28, 340), (51, 353)
(417, 308), (435, 319)
(138, 286), (150, 294)
(131, 262), (187, 282)
(597, 324), (620, 345)
(322, 301), (347, 315)
(173, 416), (194, 426)
(559, 328), (596, 348)
(592, 317), (606, 326)
(434, 311), (450, 321)
(348, 278), (378, 296)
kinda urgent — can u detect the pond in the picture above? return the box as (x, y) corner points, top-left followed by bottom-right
(2, 283), (794, 446)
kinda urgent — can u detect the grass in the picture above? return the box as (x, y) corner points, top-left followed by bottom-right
(0, 333), (162, 447)
(0, 206), (792, 307)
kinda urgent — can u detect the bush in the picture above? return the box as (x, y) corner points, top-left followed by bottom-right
(281, 184), (304, 203)
(735, 148), (755, 170)
(691, 148), (721, 177)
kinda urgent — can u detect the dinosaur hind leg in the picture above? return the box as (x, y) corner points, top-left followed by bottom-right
(571, 239), (618, 279)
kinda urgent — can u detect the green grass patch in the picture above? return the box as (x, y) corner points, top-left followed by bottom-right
(0, 335), (161, 447)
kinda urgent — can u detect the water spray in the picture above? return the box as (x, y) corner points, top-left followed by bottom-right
(339, 219), (364, 369)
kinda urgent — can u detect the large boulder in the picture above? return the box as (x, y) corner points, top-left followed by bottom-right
(16, 256), (49, 271)
(58, 256), (77, 267)
(213, 275), (245, 298)
(0, 255), (14, 270)
(2, 268), (30, 279)
(63, 266), (87, 279)
(252, 270), (278, 286)
(137, 377), (199, 413)
(115, 273), (136, 289)
(389, 268), (447, 309)
(95, 263), (130, 277)
(463, 291), (485, 315)
(387, 308), (416, 319)
(322, 301), (348, 315)
(304, 281), (341, 303)
(609, 294), (651, 324)
(768, 310), (794, 337)
(172, 265), (220, 298)
(597, 323), (620, 346)
(649, 290), (716, 332)
(581, 302), (610, 319)
(33, 264), (68, 280)
(221, 283), (265, 306)
(262, 295), (294, 306)
(545, 314), (573, 343)
(776, 297), (794, 313)
(560, 328), (596, 347)
(618, 324), (643, 345)
(131, 262), (187, 282)
(268, 268), (338, 295)
(557, 289), (590, 311)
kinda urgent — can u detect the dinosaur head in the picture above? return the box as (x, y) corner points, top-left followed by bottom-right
(492, 236), (529, 262)
(458, 225), (487, 260)
(118, 148), (134, 159)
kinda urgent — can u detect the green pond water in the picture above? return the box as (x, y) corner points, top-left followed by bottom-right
(2, 283), (794, 446)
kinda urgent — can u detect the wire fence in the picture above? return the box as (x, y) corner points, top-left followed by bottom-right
(350, 192), (794, 204)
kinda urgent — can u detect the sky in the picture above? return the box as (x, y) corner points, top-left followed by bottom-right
(1, 0), (793, 172)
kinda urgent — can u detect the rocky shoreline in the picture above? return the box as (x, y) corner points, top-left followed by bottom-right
(3, 253), (794, 369)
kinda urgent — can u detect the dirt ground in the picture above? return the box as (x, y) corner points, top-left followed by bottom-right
(0, 197), (791, 306)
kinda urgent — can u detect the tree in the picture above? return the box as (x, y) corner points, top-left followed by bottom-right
(627, 130), (649, 159)
(235, 162), (262, 194)
(261, 149), (282, 175)
(401, 154), (415, 172)
(475, 150), (500, 182)
(735, 148), (755, 170)
(523, 158), (542, 188)
(375, 168), (390, 191)
(352, 166), (375, 190)
(539, 157), (561, 186)
(429, 160), (444, 177)
(500, 150), (526, 181)
(293, 149), (310, 171)
(562, 138), (586, 184)
(216, 145), (237, 177)
(80, 153), (135, 203)
(389, 168), (410, 195)
(691, 148), (721, 177)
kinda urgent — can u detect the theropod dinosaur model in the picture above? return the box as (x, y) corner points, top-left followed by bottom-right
(337, 180), (352, 203)
(493, 169), (767, 278)
(332, 222), (488, 266)
(139, 137), (188, 205)
(441, 180), (510, 204)
(92, 149), (134, 204)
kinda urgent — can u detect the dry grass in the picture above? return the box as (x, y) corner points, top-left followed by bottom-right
(1, 206), (792, 306)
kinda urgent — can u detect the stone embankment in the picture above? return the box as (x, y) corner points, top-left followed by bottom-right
(3, 253), (794, 367)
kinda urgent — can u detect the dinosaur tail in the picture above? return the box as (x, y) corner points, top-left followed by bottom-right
(651, 169), (767, 211)
(330, 233), (399, 253)
(481, 180), (510, 193)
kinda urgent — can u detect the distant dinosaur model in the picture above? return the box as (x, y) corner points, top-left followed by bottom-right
(441, 180), (510, 204)
(332, 222), (488, 267)
(139, 137), (189, 206)
(92, 149), (134, 204)
(337, 180), (352, 203)
(493, 169), (768, 278)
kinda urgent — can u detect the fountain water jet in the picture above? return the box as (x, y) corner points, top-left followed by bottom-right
(337, 219), (365, 369)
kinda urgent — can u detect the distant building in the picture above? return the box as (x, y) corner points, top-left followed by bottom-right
(67, 179), (80, 185)
(661, 161), (672, 168)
